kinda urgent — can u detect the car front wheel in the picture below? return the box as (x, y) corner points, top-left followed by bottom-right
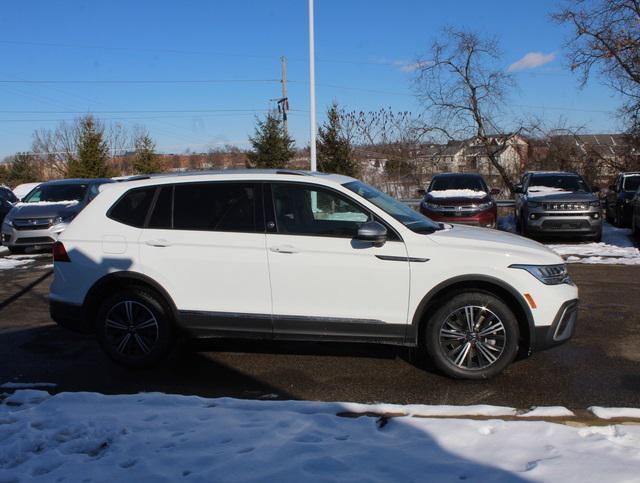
(425, 292), (519, 380)
(96, 287), (173, 368)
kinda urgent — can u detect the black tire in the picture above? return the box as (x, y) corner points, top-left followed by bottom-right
(96, 287), (173, 368)
(425, 291), (519, 380)
(8, 246), (26, 254)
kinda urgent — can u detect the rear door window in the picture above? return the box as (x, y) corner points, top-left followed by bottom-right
(172, 182), (263, 233)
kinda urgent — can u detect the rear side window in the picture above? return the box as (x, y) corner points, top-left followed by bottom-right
(173, 182), (263, 233)
(148, 186), (172, 229)
(108, 187), (155, 228)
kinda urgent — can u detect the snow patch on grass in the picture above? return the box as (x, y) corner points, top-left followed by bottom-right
(2, 391), (640, 482)
(518, 406), (575, 418)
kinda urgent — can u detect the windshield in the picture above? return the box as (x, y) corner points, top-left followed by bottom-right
(23, 183), (87, 203)
(344, 180), (441, 233)
(527, 175), (589, 194)
(623, 175), (640, 192)
(430, 175), (487, 193)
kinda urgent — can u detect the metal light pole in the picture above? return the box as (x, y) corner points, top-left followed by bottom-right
(308, 0), (317, 171)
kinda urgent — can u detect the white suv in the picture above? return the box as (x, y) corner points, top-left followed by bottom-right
(49, 170), (578, 379)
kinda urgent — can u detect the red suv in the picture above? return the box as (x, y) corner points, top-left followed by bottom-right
(420, 173), (499, 228)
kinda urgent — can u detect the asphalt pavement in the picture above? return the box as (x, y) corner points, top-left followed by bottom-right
(0, 253), (638, 409)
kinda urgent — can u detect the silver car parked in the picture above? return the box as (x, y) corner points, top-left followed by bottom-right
(1, 178), (114, 253)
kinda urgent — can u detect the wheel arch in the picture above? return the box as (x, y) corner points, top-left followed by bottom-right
(83, 271), (179, 327)
(407, 275), (535, 356)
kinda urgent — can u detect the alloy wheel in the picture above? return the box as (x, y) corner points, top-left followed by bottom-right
(104, 300), (159, 357)
(439, 305), (506, 370)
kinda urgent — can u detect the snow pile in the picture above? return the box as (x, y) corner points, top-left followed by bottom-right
(518, 406), (575, 418)
(0, 258), (34, 270)
(16, 200), (79, 207)
(527, 186), (572, 197)
(590, 407), (640, 419)
(429, 189), (487, 199)
(2, 391), (640, 482)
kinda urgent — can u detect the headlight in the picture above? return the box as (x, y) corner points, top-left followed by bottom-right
(51, 214), (75, 225)
(527, 201), (540, 208)
(510, 264), (572, 285)
(476, 200), (495, 210)
(423, 202), (442, 211)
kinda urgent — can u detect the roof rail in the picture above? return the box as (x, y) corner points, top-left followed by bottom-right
(275, 169), (309, 176)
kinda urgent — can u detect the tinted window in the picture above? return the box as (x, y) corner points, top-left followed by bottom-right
(23, 183), (87, 203)
(272, 183), (370, 237)
(527, 175), (589, 194)
(108, 187), (155, 228)
(430, 175), (487, 192)
(623, 175), (640, 192)
(148, 186), (172, 229)
(173, 182), (261, 232)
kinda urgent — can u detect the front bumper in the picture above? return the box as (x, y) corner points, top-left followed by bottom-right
(1, 222), (68, 248)
(524, 211), (602, 236)
(533, 299), (578, 351)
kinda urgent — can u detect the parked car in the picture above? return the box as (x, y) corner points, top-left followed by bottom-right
(515, 171), (602, 241)
(605, 172), (640, 227)
(12, 182), (41, 201)
(420, 173), (499, 228)
(50, 170), (578, 380)
(0, 186), (18, 227)
(1, 178), (114, 253)
(631, 187), (640, 237)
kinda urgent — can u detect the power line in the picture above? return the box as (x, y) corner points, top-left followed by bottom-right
(0, 78), (280, 84)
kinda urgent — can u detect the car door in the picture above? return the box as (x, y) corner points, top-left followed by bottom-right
(138, 181), (272, 335)
(265, 182), (411, 342)
(607, 175), (621, 218)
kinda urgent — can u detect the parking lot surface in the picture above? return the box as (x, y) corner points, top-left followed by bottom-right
(0, 253), (638, 409)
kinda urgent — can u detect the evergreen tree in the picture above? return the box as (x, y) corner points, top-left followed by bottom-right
(66, 115), (112, 178)
(247, 112), (295, 168)
(7, 153), (38, 186)
(317, 103), (356, 176)
(132, 129), (161, 174)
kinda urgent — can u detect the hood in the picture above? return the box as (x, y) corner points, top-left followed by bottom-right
(526, 191), (597, 203)
(429, 224), (563, 265)
(6, 200), (82, 220)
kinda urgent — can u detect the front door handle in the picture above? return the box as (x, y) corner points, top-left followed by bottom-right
(269, 245), (299, 254)
(145, 238), (172, 247)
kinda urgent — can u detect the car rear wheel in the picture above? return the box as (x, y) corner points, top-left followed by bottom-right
(96, 287), (173, 368)
(425, 292), (519, 380)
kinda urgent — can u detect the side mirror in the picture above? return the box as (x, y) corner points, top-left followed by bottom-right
(490, 188), (501, 196)
(592, 185), (601, 193)
(356, 221), (387, 245)
(417, 188), (426, 197)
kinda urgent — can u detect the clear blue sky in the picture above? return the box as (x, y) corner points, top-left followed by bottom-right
(0, 0), (624, 159)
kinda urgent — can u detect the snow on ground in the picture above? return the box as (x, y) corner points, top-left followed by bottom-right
(429, 189), (487, 198)
(590, 407), (640, 420)
(0, 258), (34, 270)
(498, 216), (640, 265)
(2, 391), (640, 482)
(518, 406), (575, 418)
(0, 382), (56, 390)
(547, 223), (640, 265)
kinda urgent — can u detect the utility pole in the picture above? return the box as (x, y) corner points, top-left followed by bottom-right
(308, 0), (317, 171)
(278, 56), (289, 135)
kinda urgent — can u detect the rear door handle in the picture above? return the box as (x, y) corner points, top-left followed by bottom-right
(269, 245), (299, 254)
(145, 238), (172, 247)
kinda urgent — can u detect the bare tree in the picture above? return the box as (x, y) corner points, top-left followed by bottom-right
(413, 27), (520, 193)
(554, 0), (640, 132)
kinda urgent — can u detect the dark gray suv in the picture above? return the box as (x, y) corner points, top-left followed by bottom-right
(515, 171), (602, 241)
(1, 178), (114, 253)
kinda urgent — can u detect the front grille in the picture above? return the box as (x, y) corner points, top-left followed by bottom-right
(15, 236), (54, 245)
(13, 218), (52, 231)
(541, 219), (591, 230)
(540, 202), (590, 211)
